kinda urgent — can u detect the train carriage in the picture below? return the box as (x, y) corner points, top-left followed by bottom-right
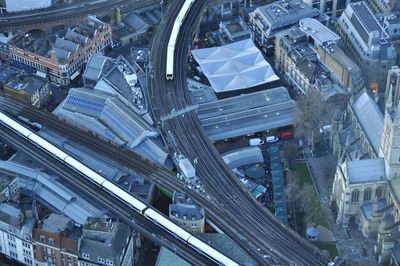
(102, 180), (147, 214)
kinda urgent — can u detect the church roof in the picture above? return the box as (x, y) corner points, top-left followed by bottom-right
(346, 158), (385, 184)
(351, 91), (383, 156)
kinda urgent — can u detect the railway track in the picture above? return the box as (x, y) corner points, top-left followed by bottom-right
(0, 124), (214, 266)
(150, 0), (332, 265)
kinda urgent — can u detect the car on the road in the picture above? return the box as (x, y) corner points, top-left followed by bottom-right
(266, 136), (279, 143)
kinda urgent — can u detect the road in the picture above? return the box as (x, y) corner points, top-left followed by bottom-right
(0, 122), (215, 266)
(150, 0), (332, 265)
(0, 0), (159, 29)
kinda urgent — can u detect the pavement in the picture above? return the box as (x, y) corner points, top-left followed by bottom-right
(307, 154), (378, 265)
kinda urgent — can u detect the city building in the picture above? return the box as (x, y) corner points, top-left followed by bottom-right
(169, 193), (205, 234)
(0, 173), (19, 202)
(114, 6), (161, 46)
(0, 63), (51, 107)
(337, 2), (397, 95)
(218, 18), (251, 44)
(376, 12), (400, 65)
(365, 0), (400, 13)
(33, 214), (81, 266)
(330, 68), (400, 265)
(248, 0), (321, 53)
(303, 0), (350, 17)
(79, 217), (136, 266)
(0, 201), (35, 265)
(8, 15), (112, 85)
(274, 19), (349, 98)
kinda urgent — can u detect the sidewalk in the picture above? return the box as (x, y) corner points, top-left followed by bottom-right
(307, 154), (378, 265)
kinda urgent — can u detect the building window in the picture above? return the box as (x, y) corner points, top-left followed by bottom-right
(364, 188), (371, 201)
(82, 253), (90, 259)
(376, 186), (382, 198)
(351, 189), (359, 203)
(106, 260), (113, 265)
(98, 257), (105, 263)
(40, 235), (45, 243)
(48, 238), (54, 246)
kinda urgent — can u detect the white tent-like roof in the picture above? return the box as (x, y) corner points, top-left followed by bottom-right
(6, 0), (51, 12)
(192, 39), (279, 93)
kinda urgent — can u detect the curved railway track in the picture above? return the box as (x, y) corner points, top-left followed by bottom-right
(150, 0), (332, 265)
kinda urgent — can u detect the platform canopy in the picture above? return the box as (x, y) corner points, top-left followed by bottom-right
(192, 39), (279, 93)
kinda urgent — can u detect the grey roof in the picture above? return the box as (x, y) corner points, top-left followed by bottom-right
(55, 38), (79, 53)
(192, 39), (279, 93)
(83, 54), (110, 81)
(251, 0), (320, 37)
(36, 129), (154, 202)
(222, 146), (264, 169)
(0, 158), (108, 224)
(54, 87), (167, 166)
(123, 12), (146, 30)
(155, 247), (190, 266)
(80, 223), (130, 260)
(41, 213), (71, 233)
(351, 91), (383, 155)
(0, 203), (21, 227)
(299, 18), (340, 46)
(199, 87), (296, 141)
(5, 75), (46, 96)
(351, 2), (382, 35)
(170, 193), (204, 221)
(187, 78), (217, 104)
(345, 158), (385, 184)
(65, 29), (88, 46)
(361, 198), (387, 221)
(156, 233), (256, 266)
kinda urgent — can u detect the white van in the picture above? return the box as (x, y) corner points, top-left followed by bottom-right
(266, 136), (279, 143)
(249, 138), (264, 146)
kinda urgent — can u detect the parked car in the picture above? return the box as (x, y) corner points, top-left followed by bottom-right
(249, 138), (265, 146)
(280, 131), (293, 140)
(266, 136), (279, 143)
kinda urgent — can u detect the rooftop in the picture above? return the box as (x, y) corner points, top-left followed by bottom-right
(251, 0), (320, 35)
(192, 39), (279, 93)
(222, 146), (264, 169)
(199, 87), (296, 141)
(299, 18), (340, 46)
(351, 91), (384, 155)
(345, 158), (386, 184)
(170, 193), (204, 221)
(84, 217), (112, 232)
(41, 213), (72, 233)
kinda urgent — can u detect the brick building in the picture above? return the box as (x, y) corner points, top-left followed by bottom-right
(8, 15), (112, 85)
(33, 214), (81, 266)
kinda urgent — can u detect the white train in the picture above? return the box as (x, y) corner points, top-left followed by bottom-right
(0, 112), (239, 266)
(166, 0), (196, 80)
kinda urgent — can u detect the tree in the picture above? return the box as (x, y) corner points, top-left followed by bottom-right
(282, 143), (299, 170)
(293, 88), (334, 157)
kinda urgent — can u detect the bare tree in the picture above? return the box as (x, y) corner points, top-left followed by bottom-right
(293, 89), (333, 157)
(282, 143), (299, 170)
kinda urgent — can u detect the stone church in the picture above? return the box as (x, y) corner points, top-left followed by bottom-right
(331, 66), (400, 265)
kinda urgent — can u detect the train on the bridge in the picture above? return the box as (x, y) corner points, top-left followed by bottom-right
(0, 111), (239, 266)
(166, 0), (196, 80)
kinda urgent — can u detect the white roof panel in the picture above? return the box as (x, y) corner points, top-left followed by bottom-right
(192, 39), (279, 93)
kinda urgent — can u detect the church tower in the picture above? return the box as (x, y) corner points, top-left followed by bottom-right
(379, 66), (400, 180)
